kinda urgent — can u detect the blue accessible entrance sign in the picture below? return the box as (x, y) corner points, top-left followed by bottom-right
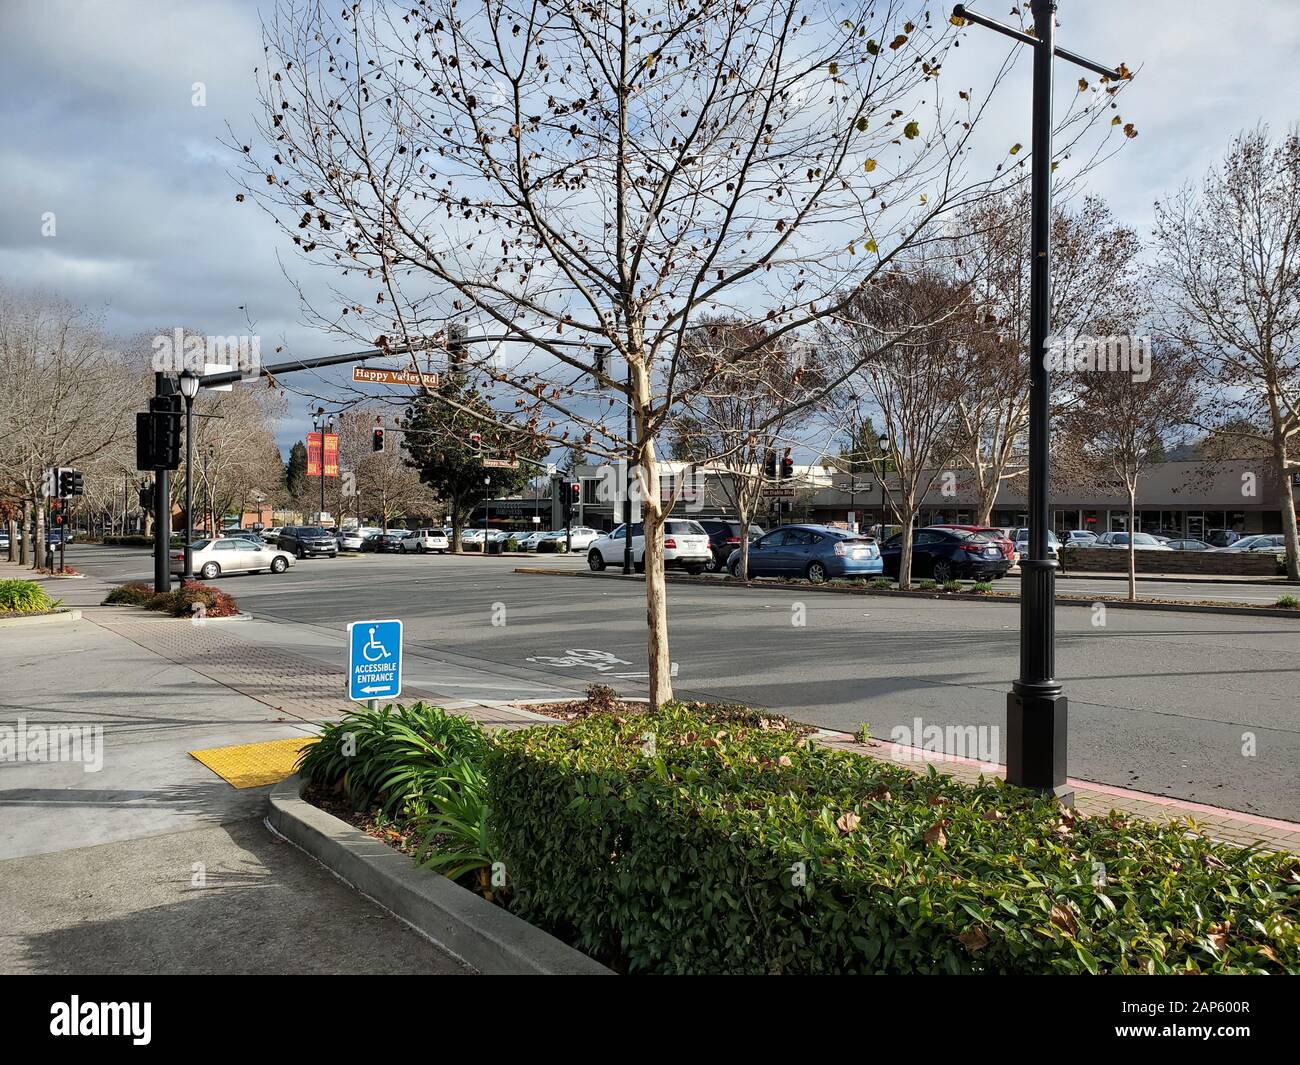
(347, 619), (403, 702)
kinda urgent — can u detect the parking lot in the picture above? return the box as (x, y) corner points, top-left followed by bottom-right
(69, 543), (1300, 821)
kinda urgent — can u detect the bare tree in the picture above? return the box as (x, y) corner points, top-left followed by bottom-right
(670, 319), (823, 577)
(0, 287), (140, 569)
(1058, 346), (1197, 600)
(235, 0), (1132, 705)
(951, 187), (1144, 523)
(823, 267), (972, 587)
(1153, 126), (1300, 579)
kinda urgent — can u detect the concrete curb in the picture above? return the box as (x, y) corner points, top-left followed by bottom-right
(512, 567), (1300, 619)
(0, 608), (83, 629)
(267, 775), (613, 975)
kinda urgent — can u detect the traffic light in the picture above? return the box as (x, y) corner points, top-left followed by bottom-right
(448, 322), (468, 378)
(58, 469), (83, 497)
(51, 499), (65, 527)
(146, 395), (181, 470)
(570, 481), (581, 503)
(139, 486), (154, 509)
(372, 427), (385, 452)
(469, 431), (482, 456)
(763, 448), (777, 479)
(780, 449), (794, 480)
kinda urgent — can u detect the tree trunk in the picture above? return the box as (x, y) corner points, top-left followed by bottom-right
(6, 518), (16, 563)
(19, 501), (30, 565)
(897, 502), (916, 590)
(1127, 487), (1137, 602)
(31, 493), (45, 570)
(1268, 394), (1300, 581)
(633, 363), (673, 709)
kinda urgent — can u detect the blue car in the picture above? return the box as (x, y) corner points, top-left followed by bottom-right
(880, 527), (1012, 582)
(726, 524), (883, 583)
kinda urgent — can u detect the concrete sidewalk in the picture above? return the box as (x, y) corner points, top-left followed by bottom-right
(0, 563), (486, 974)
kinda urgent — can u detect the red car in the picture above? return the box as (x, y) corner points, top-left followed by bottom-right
(926, 525), (1018, 568)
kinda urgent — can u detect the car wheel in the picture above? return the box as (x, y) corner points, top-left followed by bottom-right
(271, 556), (288, 574)
(200, 562), (220, 580)
(932, 560), (954, 583)
(729, 559), (744, 578)
(588, 550), (606, 572)
(703, 554), (718, 572)
(806, 561), (827, 584)
(295, 546), (304, 560)
(417, 543), (426, 554)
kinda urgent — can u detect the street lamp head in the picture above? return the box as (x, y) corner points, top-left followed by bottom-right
(178, 370), (201, 399)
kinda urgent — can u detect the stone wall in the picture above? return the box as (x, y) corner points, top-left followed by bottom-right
(1059, 546), (1283, 576)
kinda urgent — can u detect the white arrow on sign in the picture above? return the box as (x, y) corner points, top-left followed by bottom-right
(360, 685), (393, 695)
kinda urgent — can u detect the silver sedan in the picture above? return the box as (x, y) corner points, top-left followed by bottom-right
(170, 537), (295, 579)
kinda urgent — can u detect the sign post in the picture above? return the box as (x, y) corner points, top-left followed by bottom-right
(347, 619), (403, 705)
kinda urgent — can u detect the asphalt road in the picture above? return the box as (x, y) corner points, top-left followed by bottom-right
(71, 545), (1300, 821)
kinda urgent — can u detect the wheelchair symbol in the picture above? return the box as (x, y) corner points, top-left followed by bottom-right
(361, 626), (392, 663)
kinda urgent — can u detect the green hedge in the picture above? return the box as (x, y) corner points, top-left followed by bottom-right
(535, 539), (566, 553)
(488, 705), (1299, 974)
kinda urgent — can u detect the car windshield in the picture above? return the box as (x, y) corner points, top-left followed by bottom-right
(1133, 533), (1161, 545)
(665, 521), (705, 535)
(189, 539), (212, 550)
(300, 527), (329, 537)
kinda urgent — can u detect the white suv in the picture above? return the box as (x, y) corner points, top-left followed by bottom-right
(587, 520), (712, 573)
(402, 527), (450, 553)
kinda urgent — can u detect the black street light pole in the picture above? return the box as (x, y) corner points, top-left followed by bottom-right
(179, 370), (200, 579)
(954, 1), (1127, 801)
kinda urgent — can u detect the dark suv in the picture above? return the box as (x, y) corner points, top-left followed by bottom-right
(278, 525), (339, 559)
(697, 520), (765, 572)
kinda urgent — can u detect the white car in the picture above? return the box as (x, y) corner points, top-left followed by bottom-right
(170, 536), (295, 579)
(1214, 534), (1286, 553)
(1092, 532), (1172, 550)
(458, 527), (485, 545)
(587, 520), (712, 573)
(402, 527), (450, 553)
(538, 526), (600, 551)
(337, 526), (380, 550)
(515, 530), (546, 550)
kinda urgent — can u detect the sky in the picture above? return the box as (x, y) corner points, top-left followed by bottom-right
(2, 0), (1298, 457)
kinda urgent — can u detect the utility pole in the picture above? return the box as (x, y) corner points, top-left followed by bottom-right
(955, 1), (1129, 802)
(624, 357), (634, 575)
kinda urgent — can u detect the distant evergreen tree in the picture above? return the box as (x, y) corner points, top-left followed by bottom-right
(285, 440), (308, 497)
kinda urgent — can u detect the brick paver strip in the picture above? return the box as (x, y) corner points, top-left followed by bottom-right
(81, 606), (1299, 856)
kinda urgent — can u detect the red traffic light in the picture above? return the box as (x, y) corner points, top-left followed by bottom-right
(780, 450), (794, 479)
(570, 481), (581, 502)
(470, 431), (482, 455)
(372, 427), (385, 452)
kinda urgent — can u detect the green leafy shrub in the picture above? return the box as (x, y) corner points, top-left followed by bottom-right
(535, 539), (566, 553)
(869, 578), (893, 590)
(0, 579), (53, 614)
(852, 723), (871, 744)
(103, 581), (155, 606)
(972, 581), (994, 594)
(1276, 594), (1298, 609)
(487, 705), (1299, 975)
(942, 580), (963, 593)
(412, 757), (495, 889)
(505, 537), (521, 551)
(917, 579), (938, 590)
(297, 702), (486, 816)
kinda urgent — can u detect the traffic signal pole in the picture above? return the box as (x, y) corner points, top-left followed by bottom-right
(153, 372), (173, 593)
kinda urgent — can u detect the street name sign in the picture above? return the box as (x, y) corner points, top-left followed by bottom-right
(352, 366), (440, 388)
(347, 619), (403, 702)
(482, 457), (519, 469)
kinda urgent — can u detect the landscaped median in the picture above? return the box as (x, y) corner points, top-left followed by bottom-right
(0, 578), (79, 627)
(102, 579), (245, 619)
(513, 567), (1300, 619)
(288, 697), (1299, 975)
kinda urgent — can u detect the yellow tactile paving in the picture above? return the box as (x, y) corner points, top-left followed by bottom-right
(189, 736), (318, 789)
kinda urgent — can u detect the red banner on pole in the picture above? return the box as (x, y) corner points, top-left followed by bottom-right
(306, 432), (322, 477)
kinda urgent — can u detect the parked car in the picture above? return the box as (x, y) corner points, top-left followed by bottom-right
(928, 524), (1017, 563)
(402, 527), (450, 554)
(1063, 529), (1099, 546)
(881, 527), (1012, 582)
(1164, 538), (1213, 551)
(726, 524), (883, 583)
(358, 531), (384, 552)
(336, 526), (379, 550)
(537, 526), (601, 551)
(1205, 528), (1241, 548)
(277, 525), (339, 559)
(1215, 534), (1287, 553)
(377, 529), (413, 552)
(170, 537), (295, 579)
(1092, 531), (1172, 551)
(515, 530), (546, 550)
(588, 519), (713, 574)
(696, 519), (765, 573)
(262, 527), (283, 544)
(1009, 527), (1061, 560)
